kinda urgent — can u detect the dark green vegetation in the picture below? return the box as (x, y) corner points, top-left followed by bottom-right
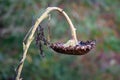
(0, 0), (120, 80)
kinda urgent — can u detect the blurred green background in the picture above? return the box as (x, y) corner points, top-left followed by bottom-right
(0, 0), (120, 80)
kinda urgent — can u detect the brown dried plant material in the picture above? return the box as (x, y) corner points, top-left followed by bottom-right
(50, 40), (95, 55)
(15, 7), (96, 80)
(36, 25), (96, 56)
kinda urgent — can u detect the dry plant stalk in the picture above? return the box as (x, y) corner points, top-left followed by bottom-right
(15, 7), (78, 80)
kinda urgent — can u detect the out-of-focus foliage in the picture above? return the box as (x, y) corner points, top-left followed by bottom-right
(0, 0), (120, 80)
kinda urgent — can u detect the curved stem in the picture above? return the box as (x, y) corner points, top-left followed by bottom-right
(15, 7), (78, 80)
(48, 7), (78, 43)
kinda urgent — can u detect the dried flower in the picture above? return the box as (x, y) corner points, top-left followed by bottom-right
(50, 40), (95, 55)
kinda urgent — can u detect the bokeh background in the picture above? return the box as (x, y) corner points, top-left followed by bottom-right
(0, 0), (120, 80)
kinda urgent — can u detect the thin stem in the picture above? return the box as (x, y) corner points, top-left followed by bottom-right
(15, 7), (78, 80)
